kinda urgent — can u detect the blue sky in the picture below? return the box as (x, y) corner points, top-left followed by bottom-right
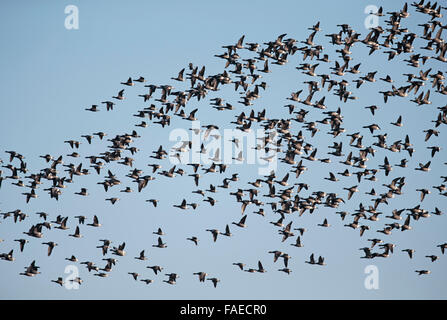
(0, 0), (446, 299)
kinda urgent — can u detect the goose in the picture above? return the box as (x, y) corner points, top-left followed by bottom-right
(318, 218), (330, 227)
(97, 241), (111, 256)
(101, 101), (115, 111)
(305, 253), (316, 265)
(133, 76), (145, 83)
(14, 239), (29, 252)
(74, 215), (86, 224)
(112, 89), (125, 100)
(192, 189), (205, 197)
(94, 272), (109, 278)
(336, 211), (349, 220)
(147, 265), (163, 275)
(121, 77), (134, 86)
(316, 256), (326, 266)
(257, 261), (266, 273)
(153, 237), (167, 248)
(203, 197), (217, 206)
(100, 261), (113, 272)
(433, 42), (446, 62)
(401, 248), (415, 259)
(233, 262), (245, 270)
(35, 212), (49, 222)
(391, 116), (403, 127)
(128, 272), (139, 281)
(165, 273), (179, 283)
(281, 253), (291, 267)
(0, 250), (15, 261)
(218, 178), (230, 189)
(13, 180), (25, 187)
(120, 186), (133, 193)
(221, 225), (232, 237)
(415, 161), (431, 172)
(81, 135), (93, 144)
(232, 151), (244, 162)
(274, 173), (289, 186)
(362, 123), (381, 134)
(42, 242), (58, 256)
(259, 60), (271, 73)
(65, 255), (78, 262)
(22, 189), (37, 203)
(279, 222), (295, 241)
(427, 146), (441, 158)
(293, 227), (306, 236)
(39, 154), (53, 163)
(207, 277), (220, 288)
(111, 242), (126, 256)
(188, 203), (199, 210)
(291, 236), (303, 248)
(268, 251), (283, 263)
(423, 129), (439, 142)
(153, 228), (165, 236)
(278, 268), (292, 274)
(270, 217), (284, 228)
(324, 172), (339, 182)
(415, 270), (430, 276)
(87, 215), (101, 227)
(146, 199), (159, 207)
(187, 236), (198, 245)
(206, 229), (220, 242)
(171, 68), (185, 82)
(23, 225), (44, 238)
(416, 188), (430, 201)
(431, 208), (443, 216)
(140, 279), (154, 285)
(287, 90), (302, 102)
(232, 215), (247, 228)
(401, 215), (412, 231)
(70, 277), (83, 285)
(64, 140), (81, 149)
(51, 277), (64, 286)
(425, 255), (438, 262)
(395, 159), (408, 168)
(105, 197), (120, 204)
(135, 250), (147, 261)
(173, 199), (188, 210)
(437, 243), (447, 254)
(20, 261), (40, 277)
(193, 272), (208, 282)
(303, 148), (318, 161)
(386, 209), (404, 220)
(377, 226), (393, 235)
(209, 148), (221, 162)
(343, 185), (359, 200)
(188, 173), (201, 187)
(365, 105), (379, 115)
(69, 226), (82, 238)
(81, 261), (98, 272)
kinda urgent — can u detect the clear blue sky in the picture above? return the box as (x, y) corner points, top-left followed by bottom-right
(0, 0), (446, 299)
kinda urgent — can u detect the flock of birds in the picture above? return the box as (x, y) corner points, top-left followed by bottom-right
(1, 1), (447, 292)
